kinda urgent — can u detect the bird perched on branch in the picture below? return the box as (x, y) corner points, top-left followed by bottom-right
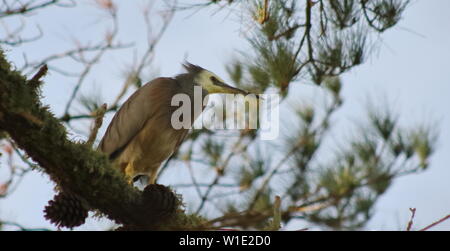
(98, 62), (254, 185)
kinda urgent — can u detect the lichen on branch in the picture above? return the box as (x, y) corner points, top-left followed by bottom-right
(0, 49), (190, 230)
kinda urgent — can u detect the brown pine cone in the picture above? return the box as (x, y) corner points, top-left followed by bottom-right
(44, 192), (89, 229)
(142, 184), (178, 219)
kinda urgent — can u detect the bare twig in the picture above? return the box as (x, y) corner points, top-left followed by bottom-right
(172, 183), (238, 189)
(268, 195), (282, 230)
(86, 103), (107, 147)
(0, 22), (43, 46)
(22, 43), (131, 74)
(195, 135), (248, 214)
(419, 214), (450, 231)
(0, 221), (51, 231)
(60, 1), (175, 124)
(406, 208), (416, 231)
(0, 0), (76, 18)
(0, 141), (33, 198)
(185, 159), (203, 200)
(28, 64), (48, 89)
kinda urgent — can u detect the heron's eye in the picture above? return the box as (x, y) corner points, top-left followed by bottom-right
(210, 76), (217, 82)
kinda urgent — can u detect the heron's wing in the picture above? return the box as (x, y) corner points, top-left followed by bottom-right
(170, 95), (210, 157)
(98, 77), (177, 159)
(169, 103), (208, 159)
(173, 129), (189, 155)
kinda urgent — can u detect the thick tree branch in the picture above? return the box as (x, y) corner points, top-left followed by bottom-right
(0, 49), (183, 229)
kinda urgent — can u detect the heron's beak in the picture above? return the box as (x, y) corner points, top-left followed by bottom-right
(215, 81), (261, 99)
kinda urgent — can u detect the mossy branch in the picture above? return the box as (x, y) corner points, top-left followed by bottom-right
(0, 49), (189, 229)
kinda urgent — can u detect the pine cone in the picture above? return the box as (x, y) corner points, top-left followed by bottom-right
(142, 184), (178, 218)
(44, 192), (88, 229)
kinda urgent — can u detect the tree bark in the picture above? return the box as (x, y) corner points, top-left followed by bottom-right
(0, 49), (178, 229)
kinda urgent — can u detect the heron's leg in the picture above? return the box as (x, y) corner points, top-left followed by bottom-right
(147, 170), (158, 185)
(124, 162), (136, 185)
(133, 162), (159, 185)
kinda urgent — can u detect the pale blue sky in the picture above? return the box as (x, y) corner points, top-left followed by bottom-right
(1, 0), (449, 230)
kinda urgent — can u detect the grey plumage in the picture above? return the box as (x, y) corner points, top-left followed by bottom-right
(98, 62), (251, 184)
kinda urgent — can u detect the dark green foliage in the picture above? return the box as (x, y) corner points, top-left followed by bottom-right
(328, 0), (360, 29)
(369, 108), (397, 140)
(361, 0), (409, 32)
(248, 38), (300, 93)
(78, 92), (104, 114)
(314, 29), (367, 75)
(411, 127), (436, 169)
(238, 149), (267, 191)
(297, 105), (315, 125)
(187, 0), (436, 231)
(258, 0), (299, 41)
(226, 0), (405, 92)
(202, 136), (224, 166)
(303, 107), (436, 229)
(248, 65), (271, 91)
(226, 60), (243, 86)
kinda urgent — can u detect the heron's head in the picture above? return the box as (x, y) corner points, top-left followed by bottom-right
(183, 62), (252, 96)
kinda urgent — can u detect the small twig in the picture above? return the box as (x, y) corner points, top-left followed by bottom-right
(268, 24), (304, 41)
(195, 136), (247, 214)
(185, 158), (203, 200)
(22, 43), (131, 74)
(419, 214), (450, 231)
(271, 196), (282, 230)
(0, 0), (67, 18)
(0, 142), (32, 198)
(60, 2), (175, 124)
(255, 0), (269, 24)
(172, 183), (238, 189)
(248, 144), (299, 211)
(0, 24), (43, 47)
(406, 208), (416, 231)
(86, 103), (107, 147)
(0, 221), (51, 231)
(63, 8), (120, 117)
(28, 64), (48, 89)
(294, 201), (332, 213)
